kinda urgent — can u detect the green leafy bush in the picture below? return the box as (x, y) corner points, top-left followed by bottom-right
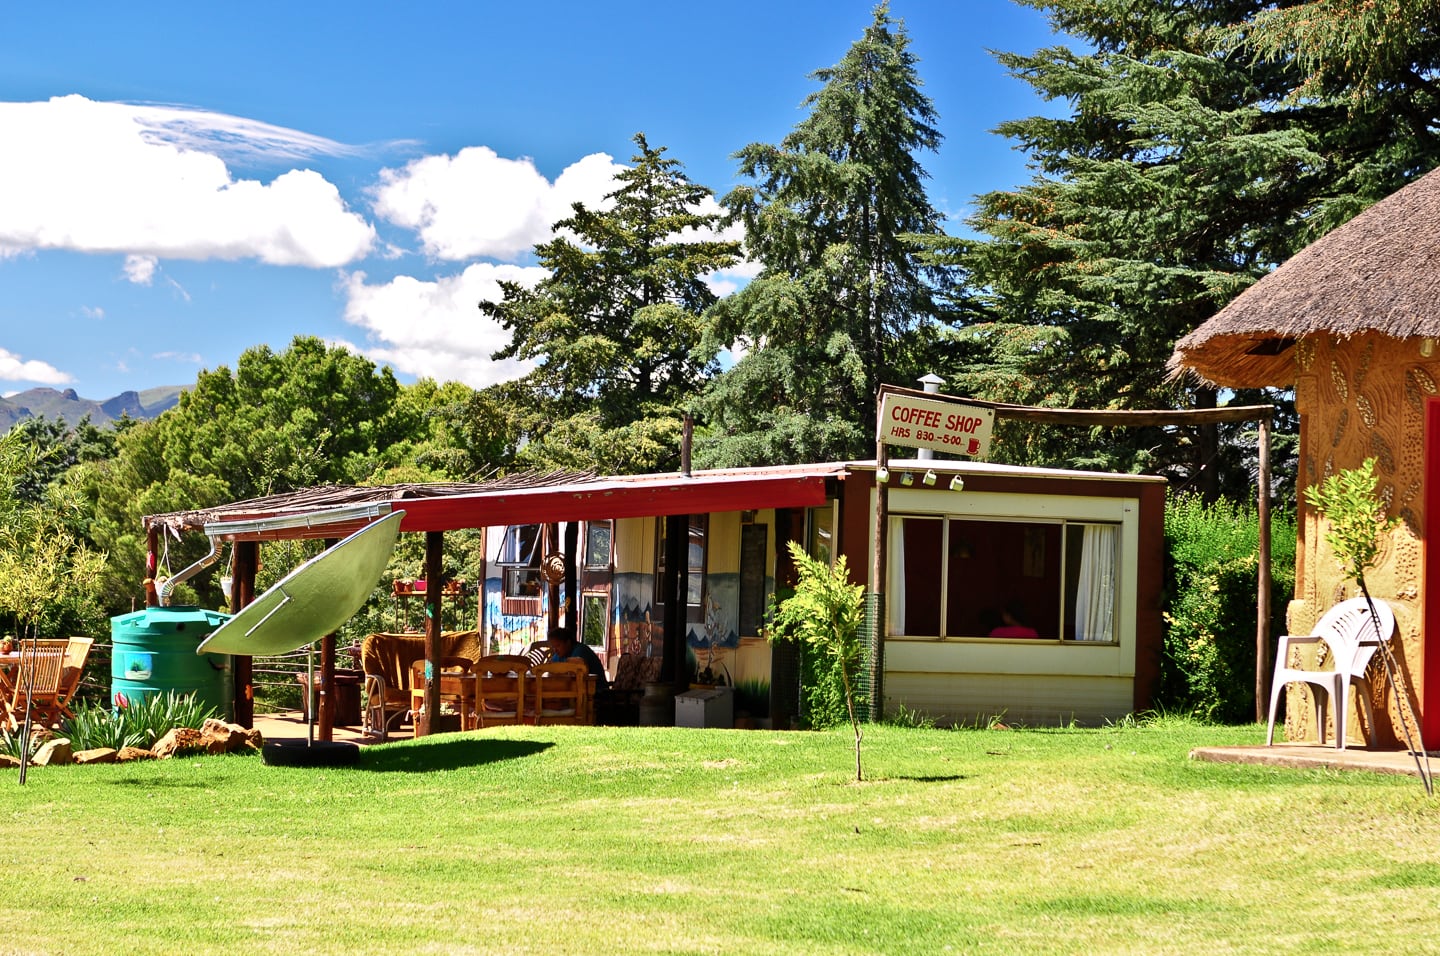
(1161, 493), (1296, 722)
(62, 700), (148, 751)
(768, 542), (869, 780)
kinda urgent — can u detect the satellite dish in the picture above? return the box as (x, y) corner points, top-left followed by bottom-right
(196, 510), (406, 657)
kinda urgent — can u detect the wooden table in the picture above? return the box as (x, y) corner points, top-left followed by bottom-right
(410, 671), (477, 736)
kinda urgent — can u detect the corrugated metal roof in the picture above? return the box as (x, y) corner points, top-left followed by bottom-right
(147, 463), (848, 542)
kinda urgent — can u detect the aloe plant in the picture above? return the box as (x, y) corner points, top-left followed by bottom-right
(60, 691), (219, 752)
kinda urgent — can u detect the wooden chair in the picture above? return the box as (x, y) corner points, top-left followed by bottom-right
(409, 657), (476, 735)
(2, 639), (68, 731)
(1266, 597), (1395, 750)
(472, 657), (527, 728)
(56, 637), (94, 721)
(526, 659), (589, 725)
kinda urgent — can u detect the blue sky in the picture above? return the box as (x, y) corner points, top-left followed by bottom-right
(0, 1), (1063, 401)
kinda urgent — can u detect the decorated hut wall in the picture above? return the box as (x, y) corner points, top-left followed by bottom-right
(1170, 164), (1440, 747)
(1286, 333), (1440, 747)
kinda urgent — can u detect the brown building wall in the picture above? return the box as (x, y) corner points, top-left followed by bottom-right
(1289, 333), (1432, 746)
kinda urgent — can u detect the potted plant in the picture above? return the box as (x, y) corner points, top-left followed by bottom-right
(693, 662), (729, 689)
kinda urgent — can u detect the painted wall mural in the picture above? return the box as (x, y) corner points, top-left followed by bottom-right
(481, 575), (547, 656)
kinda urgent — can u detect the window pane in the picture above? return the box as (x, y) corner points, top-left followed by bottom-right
(585, 522), (612, 569)
(687, 520), (705, 574)
(945, 519), (1060, 638)
(498, 524), (541, 566)
(808, 506), (832, 563)
(504, 567), (543, 598)
(899, 517), (942, 636)
(581, 593), (608, 648)
(655, 515), (708, 623)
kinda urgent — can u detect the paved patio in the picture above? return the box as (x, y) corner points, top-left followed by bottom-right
(251, 710), (380, 745)
(1191, 742), (1437, 779)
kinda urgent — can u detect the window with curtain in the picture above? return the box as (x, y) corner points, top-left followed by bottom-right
(1065, 524), (1118, 642)
(887, 515), (1120, 643)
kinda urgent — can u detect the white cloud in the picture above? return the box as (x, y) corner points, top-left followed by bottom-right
(153, 350), (203, 364)
(705, 257), (762, 297)
(372, 148), (623, 261)
(123, 254), (157, 285)
(340, 263), (546, 388)
(80, 304), (105, 320)
(125, 102), (370, 165)
(0, 95), (375, 267)
(0, 347), (71, 385)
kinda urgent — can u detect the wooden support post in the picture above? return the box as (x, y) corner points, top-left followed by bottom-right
(421, 530), (443, 736)
(564, 521), (579, 630)
(661, 514), (685, 688)
(144, 524), (160, 608)
(318, 538), (338, 742)
(870, 392), (889, 723)
(547, 522), (561, 635)
(231, 540), (258, 728)
(1255, 412), (1273, 723)
(478, 528), (489, 649)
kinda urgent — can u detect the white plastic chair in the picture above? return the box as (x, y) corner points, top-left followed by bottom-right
(1266, 597), (1395, 750)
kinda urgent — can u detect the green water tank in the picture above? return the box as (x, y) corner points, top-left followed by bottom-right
(110, 606), (233, 719)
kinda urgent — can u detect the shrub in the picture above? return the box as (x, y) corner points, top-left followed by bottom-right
(63, 691), (218, 751)
(1161, 493), (1296, 722)
(768, 542), (868, 780)
(0, 725), (42, 761)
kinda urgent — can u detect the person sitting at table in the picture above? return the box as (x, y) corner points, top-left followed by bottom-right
(547, 626), (609, 692)
(988, 602), (1040, 639)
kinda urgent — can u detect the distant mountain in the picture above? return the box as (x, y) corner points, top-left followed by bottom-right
(0, 385), (186, 429)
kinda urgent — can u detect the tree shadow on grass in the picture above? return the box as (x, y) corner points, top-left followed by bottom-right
(109, 776), (214, 788)
(354, 737), (553, 773)
(883, 774), (967, 783)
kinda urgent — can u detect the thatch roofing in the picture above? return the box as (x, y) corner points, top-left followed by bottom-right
(1169, 165), (1440, 388)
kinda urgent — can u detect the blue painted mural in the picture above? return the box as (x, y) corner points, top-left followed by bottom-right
(481, 575), (549, 655)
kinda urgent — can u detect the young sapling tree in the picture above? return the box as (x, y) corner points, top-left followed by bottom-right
(767, 541), (867, 781)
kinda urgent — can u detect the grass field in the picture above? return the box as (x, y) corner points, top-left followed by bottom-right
(1, 719), (1436, 955)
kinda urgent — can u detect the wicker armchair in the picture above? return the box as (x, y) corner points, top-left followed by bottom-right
(360, 631), (482, 741)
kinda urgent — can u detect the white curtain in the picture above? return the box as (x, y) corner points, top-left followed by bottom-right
(1074, 524), (1118, 642)
(887, 517), (906, 635)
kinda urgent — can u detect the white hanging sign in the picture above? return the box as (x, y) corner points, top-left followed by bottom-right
(879, 393), (994, 459)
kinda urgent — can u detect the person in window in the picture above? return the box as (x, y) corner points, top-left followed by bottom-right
(547, 626), (609, 692)
(988, 602), (1040, 639)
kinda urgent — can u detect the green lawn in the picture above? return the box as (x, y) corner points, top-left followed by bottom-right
(2, 720), (1436, 955)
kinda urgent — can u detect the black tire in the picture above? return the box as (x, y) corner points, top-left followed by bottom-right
(261, 739), (360, 768)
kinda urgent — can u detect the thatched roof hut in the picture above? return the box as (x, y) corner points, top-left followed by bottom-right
(1170, 165), (1440, 387)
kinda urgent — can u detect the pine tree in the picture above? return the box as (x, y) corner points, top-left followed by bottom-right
(696, 3), (948, 467)
(948, 0), (1440, 490)
(483, 133), (739, 474)
(1229, 0), (1440, 235)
